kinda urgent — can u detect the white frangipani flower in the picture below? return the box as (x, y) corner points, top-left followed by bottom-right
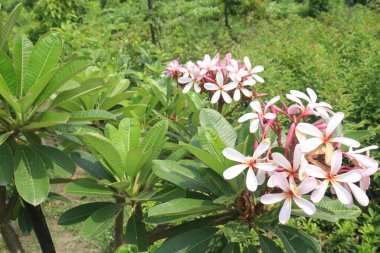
(197, 54), (220, 75)
(244, 56), (264, 84)
(179, 61), (197, 78)
(238, 96), (279, 133)
(223, 139), (276, 192)
(178, 68), (203, 93)
(204, 72), (236, 104)
(226, 59), (248, 82)
(229, 75), (252, 102)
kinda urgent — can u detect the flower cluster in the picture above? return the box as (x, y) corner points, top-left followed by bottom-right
(222, 89), (378, 224)
(163, 53), (265, 104)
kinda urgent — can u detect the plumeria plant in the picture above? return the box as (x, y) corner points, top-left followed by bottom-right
(145, 53), (379, 252)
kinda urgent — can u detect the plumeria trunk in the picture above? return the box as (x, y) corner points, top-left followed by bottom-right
(147, 0), (157, 45)
(223, 0), (230, 28)
(114, 197), (125, 248)
(0, 187), (24, 253)
(24, 202), (56, 253)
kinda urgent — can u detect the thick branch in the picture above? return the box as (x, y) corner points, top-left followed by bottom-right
(114, 197), (125, 248)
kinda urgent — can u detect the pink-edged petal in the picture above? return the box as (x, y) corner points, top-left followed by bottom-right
(332, 181), (351, 204)
(331, 137), (360, 148)
(250, 119), (260, 133)
(223, 164), (247, 180)
(263, 113), (276, 120)
(211, 90), (221, 104)
(251, 74), (264, 83)
(224, 82), (238, 91)
(292, 144), (302, 170)
(349, 154), (378, 169)
(246, 168), (258, 192)
(223, 148), (246, 163)
(238, 113), (257, 123)
(306, 88), (317, 103)
(311, 180), (329, 203)
(274, 173), (290, 192)
(347, 182), (369, 206)
(301, 138), (323, 153)
(293, 197), (316, 215)
(296, 123), (323, 138)
(335, 170), (361, 183)
(221, 91), (232, 104)
(362, 167), (377, 177)
(260, 193), (287, 205)
(272, 152), (292, 170)
(178, 77), (193, 84)
(216, 71), (224, 86)
(255, 162), (276, 171)
(286, 94), (304, 106)
(330, 150), (342, 175)
(204, 82), (219, 91)
(351, 145), (378, 154)
(318, 101), (333, 109)
(360, 176), (370, 191)
(298, 177), (318, 195)
(252, 65), (264, 73)
(290, 90), (311, 102)
(279, 198), (292, 224)
(288, 104), (301, 115)
(326, 112), (344, 137)
(306, 164), (327, 179)
(256, 169), (266, 185)
(265, 96), (280, 112)
(182, 82), (193, 93)
(244, 56), (251, 70)
(250, 100), (262, 114)
(233, 89), (241, 101)
(252, 139), (271, 159)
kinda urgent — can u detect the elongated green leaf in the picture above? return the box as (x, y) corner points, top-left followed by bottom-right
(140, 120), (168, 154)
(119, 118), (140, 152)
(65, 180), (114, 196)
(125, 149), (150, 178)
(259, 235), (283, 253)
(14, 146), (49, 206)
(59, 202), (114, 225)
(82, 133), (125, 178)
(181, 142), (226, 175)
(35, 57), (90, 105)
(126, 213), (148, 251)
(202, 168), (234, 197)
(70, 152), (114, 181)
(152, 160), (211, 193)
(68, 110), (116, 122)
(24, 32), (62, 93)
(99, 92), (133, 111)
(155, 227), (225, 253)
(51, 78), (104, 108)
(200, 109), (237, 147)
(0, 51), (18, 95)
(275, 225), (321, 253)
(55, 124), (102, 136)
(13, 35), (33, 97)
(148, 198), (223, 220)
(32, 145), (75, 177)
(23, 112), (70, 130)
(105, 123), (126, 161)
(0, 3), (22, 49)
(0, 132), (12, 146)
(198, 127), (226, 163)
(0, 74), (20, 113)
(0, 143), (13, 186)
(81, 204), (122, 239)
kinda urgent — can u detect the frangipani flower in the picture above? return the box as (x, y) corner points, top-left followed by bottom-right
(204, 72), (236, 104)
(238, 96), (279, 133)
(307, 150), (363, 205)
(197, 54), (220, 75)
(226, 59), (248, 82)
(178, 68), (202, 93)
(179, 61), (197, 78)
(296, 112), (360, 158)
(261, 174), (317, 224)
(230, 75), (253, 101)
(244, 56), (264, 83)
(223, 139), (276, 192)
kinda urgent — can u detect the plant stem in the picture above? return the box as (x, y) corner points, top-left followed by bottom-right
(217, 100), (224, 113)
(23, 202), (55, 253)
(114, 197), (125, 249)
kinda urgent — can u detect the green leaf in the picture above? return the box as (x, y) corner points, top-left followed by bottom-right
(275, 225), (321, 253)
(24, 32), (63, 93)
(81, 203), (122, 239)
(291, 196), (361, 222)
(181, 142), (226, 175)
(23, 112), (70, 130)
(0, 51), (18, 95)
(119, 118), (140, 152)
(152, 160), (211, 193)
(32, 145), (75, 177)
(125, 213), (148, 251)
(125, 149), (149, 178)
(0, 3), (22, 49)
(259, 235), (283, 253)
(105, 123), (126, 162)
(0, 74), (20, 113)
(59, 202), (114, 226)
(65, 180), (114, 196)
(0, 143), (13, 186)
(155, 227), (225, 253)
(68, 110), (116, 122)
(0, 132), (12, 146)
(13, 35), (33, 97)
(35, 57), (90, 105)
(202, 168), (234, 197)
(70, 152), (114, 181)
(51, 78), (104, 108)
(99, 92), (133, 111)
(14, 146), (49, 206)
(199, 109), (237, 147)
(148, 198), (224, 222)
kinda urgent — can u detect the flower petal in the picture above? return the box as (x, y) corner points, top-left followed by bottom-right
(250, 100), (262, 114)
(256, 169), (266, 185)
(326, 112), (344, 137)
(331, 137), (360, 148)
(216, 71), (224, 86)
(222, 91), (232, 104)
(252, 74), (264, 83)
(293, 197), (316, 215)
(244, 56), (251, 70)
(306, 165), (327, 179)
(223, 148), (246, 163)
(264, 96), (280, 112)
(255, 162), (276, 171)
(260, 193), (287, 204)
(241, 88), (252, 97)
(224, 82), (238, 91)
(298, 177), (318, 195)
(272, 152), (292, 170)
(250, 119), (260, 133)
(238, 113), (258, 123)
(178, 77), (193, 84)
(246, 168), (258, 192)
(301, 138), (323, 153)
(347, 182), (369, 206)
(332, 181), (351, 204)
(349, 154), (378, 169)
(279, 198), (292, 224)
(204, 83), (219, 91)
(233, 89), (241, 101)
(306, 88), (317, 103)
(211, 90), (221, 104)
(253, 139), (271, 159)
(264, 113), (276, 120)
(290, 90), (310, 102)
(223, 164), (247, 179)
(182, 82), (193, 93)
(335, 170), (361, 183)
(252, 65), (264, 73)
(296, 123), (323, 138)
(330, 150), (342, 175)
(194, 83), (201, 93)
(274, 173), (290, 192)
(311, 180), (329, 203)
